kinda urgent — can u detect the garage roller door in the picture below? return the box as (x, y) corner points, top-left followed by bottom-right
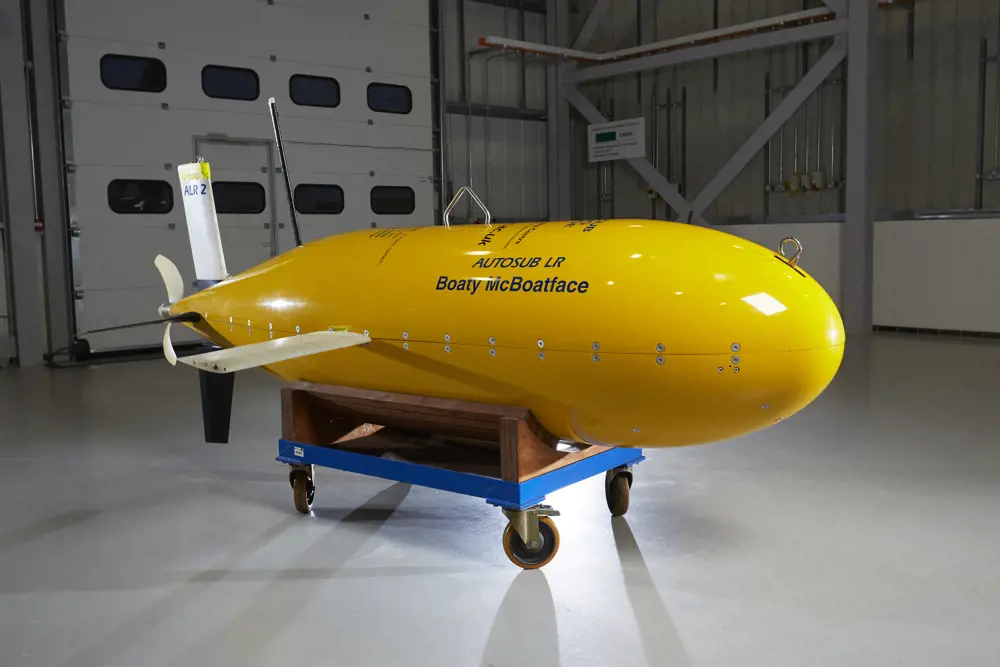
(59, 0), (434, 351)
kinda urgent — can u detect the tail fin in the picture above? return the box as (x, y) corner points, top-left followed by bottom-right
(200, 370), (235, 443)
(168, 330), (371, 374)
(177, 160), (228, 286)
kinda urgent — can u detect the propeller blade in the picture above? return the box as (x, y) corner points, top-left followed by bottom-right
(152, 253), (232, 443)
(154, 254), (184, 303)
(163, 323), (177, 366)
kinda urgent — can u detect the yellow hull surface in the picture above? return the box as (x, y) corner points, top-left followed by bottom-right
(172, 219), (845, 448)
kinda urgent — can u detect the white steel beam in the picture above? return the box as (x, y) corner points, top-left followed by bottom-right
(565, 18), (847, 84)
(605, 8), (833, 60)
(546, 0), (572, 219)
(482, 8), (835, 63)
(689, 37), (848, 217)
(562, 86), (706, 226)
(572, 0), (613, 50)
(546, 0), (559, 217)
(842, 0), (876, 335)
(481, 35), (597, 61)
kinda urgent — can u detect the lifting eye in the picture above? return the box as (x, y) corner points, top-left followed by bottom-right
(773, 254), (805, 278)
(778, 237), (802, 266)
(775, 236), (806, 277)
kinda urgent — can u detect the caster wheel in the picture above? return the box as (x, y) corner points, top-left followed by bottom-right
(502, 516), (560, 569)
(291, 470), (315, 514)
(605, 470), (631, 517)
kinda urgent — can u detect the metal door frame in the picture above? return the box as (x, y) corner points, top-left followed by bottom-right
(0, 226), (14, 365)
(191, 135), (279, 256)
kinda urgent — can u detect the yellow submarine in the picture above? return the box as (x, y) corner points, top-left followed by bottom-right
(159, 212), (843, 450)
(147, 99), (844, 451)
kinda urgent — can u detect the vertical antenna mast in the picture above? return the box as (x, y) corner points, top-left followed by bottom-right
(267, 97), (302, 247)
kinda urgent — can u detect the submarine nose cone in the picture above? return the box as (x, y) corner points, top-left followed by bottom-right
(762, 262), (845, 352)
(745, 253), (845, 425)
(819, 293), (846, 349)
(735, 253), (844, 354)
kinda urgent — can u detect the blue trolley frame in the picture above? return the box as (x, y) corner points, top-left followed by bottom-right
(277, 439), (645, 511)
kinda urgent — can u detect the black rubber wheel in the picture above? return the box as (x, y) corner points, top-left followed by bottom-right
(606, 471), (631, 517)
(502, 516), (560, 569)
(291, 471), (314, 514)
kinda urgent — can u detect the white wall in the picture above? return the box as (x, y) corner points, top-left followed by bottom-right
(723, 219), (1000, 334)
(442, 0), (549, 222)
(875, 219), (1000, 333)
(60, 0), (434, 350)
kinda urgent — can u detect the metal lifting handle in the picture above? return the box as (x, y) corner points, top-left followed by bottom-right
(443, 186), (492, 228)
(778, 236), (803, 267)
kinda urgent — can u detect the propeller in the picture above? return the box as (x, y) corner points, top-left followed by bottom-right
(154, 253), (235, 443)
(150, 254), (369, 443)
(154, 254), (191, 366)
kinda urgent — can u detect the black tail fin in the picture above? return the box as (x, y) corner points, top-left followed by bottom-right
(199, 369), (235, 443)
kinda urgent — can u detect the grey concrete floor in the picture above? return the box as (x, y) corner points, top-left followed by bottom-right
(0, 334), (998, 666)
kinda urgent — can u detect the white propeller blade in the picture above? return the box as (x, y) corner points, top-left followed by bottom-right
(155, 254), (184, 367)
(163, 323), (178, 366)
(154, 254), (184, 303)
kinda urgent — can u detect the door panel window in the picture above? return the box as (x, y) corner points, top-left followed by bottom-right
(107, 179), (173, 214)
(100, 54), (167, 93)
(367, 82), (412, 115)
(370, 185), (415, 215)
(290, 74), (341, 108)
(202, 65), (260, 101)
(212, 182), (266, 214)
(294, 184), (344, 214)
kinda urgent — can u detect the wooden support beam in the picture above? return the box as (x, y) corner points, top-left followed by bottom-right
(280, 382), (609, 483)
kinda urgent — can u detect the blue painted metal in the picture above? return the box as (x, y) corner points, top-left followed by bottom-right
(277, 440), (645, 511)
